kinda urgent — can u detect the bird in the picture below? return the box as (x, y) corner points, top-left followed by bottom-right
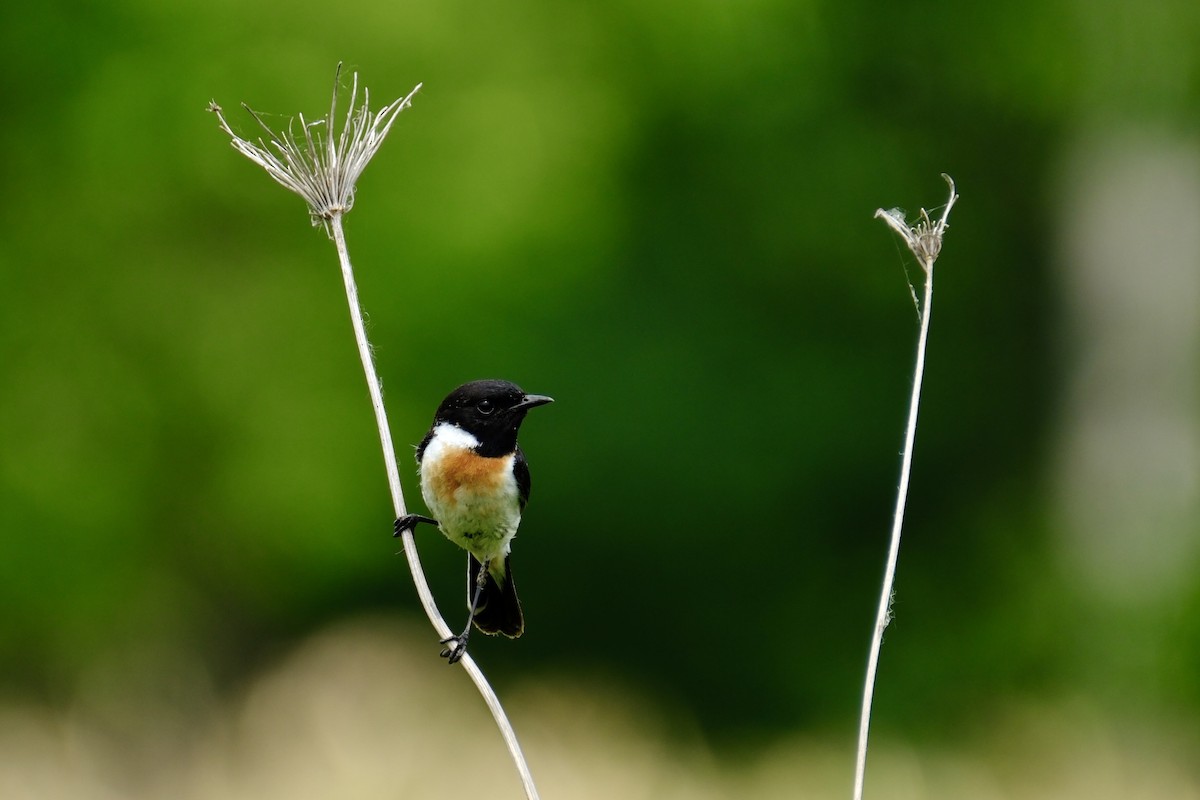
(394, 379), (553, 664)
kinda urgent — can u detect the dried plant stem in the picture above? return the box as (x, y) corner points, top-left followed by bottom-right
(851, 266), (933, 800)
(330, 215), (540, 800)
(853, 175), (957, 800)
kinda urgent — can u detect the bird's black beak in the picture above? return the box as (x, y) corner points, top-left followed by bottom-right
(516, 394), (554, 412)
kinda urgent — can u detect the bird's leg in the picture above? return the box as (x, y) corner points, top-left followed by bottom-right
(393, 514), (438, 538)
(440, 560), (490, 665)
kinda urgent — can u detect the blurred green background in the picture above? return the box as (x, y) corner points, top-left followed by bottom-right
(3, 0), (1200, 796)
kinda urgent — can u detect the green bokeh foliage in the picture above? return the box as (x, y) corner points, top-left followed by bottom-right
(1, 0), (1198, 744)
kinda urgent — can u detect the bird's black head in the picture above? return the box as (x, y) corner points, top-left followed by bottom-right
(432, 379), (553, 457)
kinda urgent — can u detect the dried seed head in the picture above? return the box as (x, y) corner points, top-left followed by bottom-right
(210, 64), (421, 234)
(874, 174), (958, 273)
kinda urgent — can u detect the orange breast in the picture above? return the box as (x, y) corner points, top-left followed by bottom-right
(426, 447), (510, 508)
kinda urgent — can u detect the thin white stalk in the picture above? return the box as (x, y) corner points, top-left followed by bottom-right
(852, 266), (933, 800)
(330, 216), (540, 800)
(853, 175), (957, 800)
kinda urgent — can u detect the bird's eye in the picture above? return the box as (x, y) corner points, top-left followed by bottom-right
(477, 399), (496, 415)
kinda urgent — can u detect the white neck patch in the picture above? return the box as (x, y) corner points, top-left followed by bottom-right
(426, 422), (480, 452)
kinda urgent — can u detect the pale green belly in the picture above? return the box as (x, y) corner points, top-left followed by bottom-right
(422, 477), (521, 562)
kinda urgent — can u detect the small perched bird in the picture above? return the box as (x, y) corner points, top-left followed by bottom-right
(394, 379), (553, 664)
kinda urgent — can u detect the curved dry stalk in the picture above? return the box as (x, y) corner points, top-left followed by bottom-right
(211, 65), (540, 800)
(853, 175), (958, 800)
(331, 217), (539, 799)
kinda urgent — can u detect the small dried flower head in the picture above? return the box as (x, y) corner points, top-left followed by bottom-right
(209, 64), (421, 233)
(875, 173), (959, 272)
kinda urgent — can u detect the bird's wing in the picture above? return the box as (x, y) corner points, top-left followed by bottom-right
(513, 447), (531, 511)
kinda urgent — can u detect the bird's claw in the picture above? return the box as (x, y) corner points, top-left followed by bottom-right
(394, 514), (437, 538)
(439, 635), (468, 665)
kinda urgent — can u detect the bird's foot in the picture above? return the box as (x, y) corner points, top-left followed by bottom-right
(439, 634), (469, 665)
(394, 514), (438, 538)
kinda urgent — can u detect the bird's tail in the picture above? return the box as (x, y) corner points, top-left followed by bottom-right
(469, 554), (524, 638)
